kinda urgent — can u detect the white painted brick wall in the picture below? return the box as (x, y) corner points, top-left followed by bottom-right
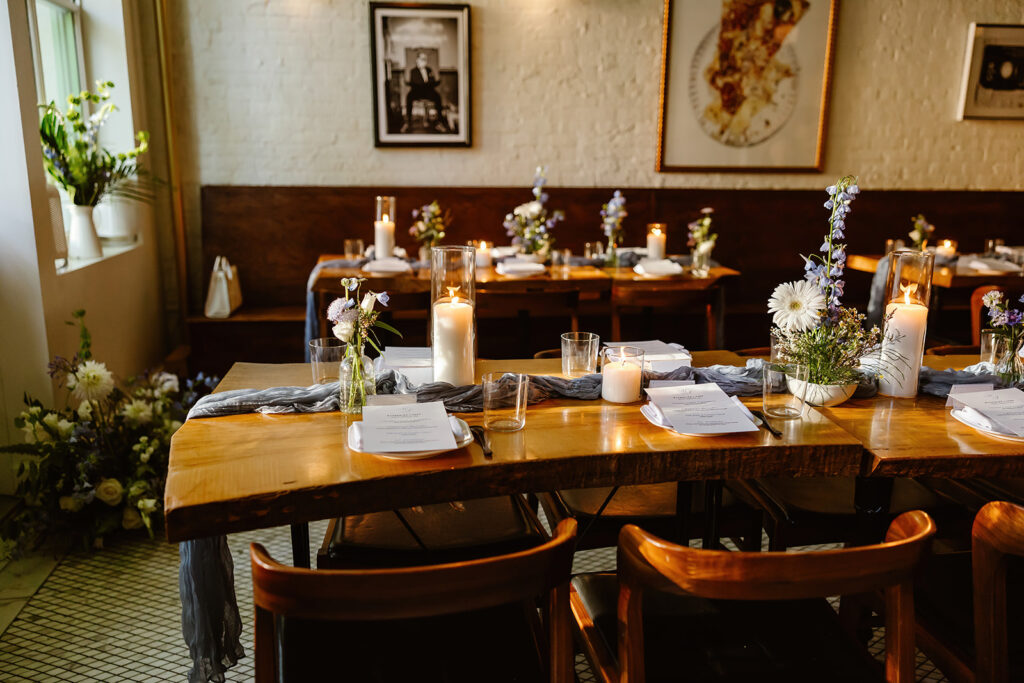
(169, 0), (1024, 190)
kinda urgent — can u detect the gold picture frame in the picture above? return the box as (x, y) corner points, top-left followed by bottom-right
(656, 0), (839, 172)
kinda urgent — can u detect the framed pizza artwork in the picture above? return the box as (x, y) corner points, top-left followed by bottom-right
(656, 0), (839, 172)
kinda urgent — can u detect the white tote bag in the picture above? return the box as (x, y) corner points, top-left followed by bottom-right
(203, 256), (243, 318)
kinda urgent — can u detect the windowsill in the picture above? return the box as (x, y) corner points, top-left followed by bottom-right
(55, 240), (140, 275)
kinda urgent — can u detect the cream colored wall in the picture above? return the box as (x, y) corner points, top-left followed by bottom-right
(169, 0), (1024, 192)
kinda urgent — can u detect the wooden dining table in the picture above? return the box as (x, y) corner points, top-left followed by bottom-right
(847, 254), (1024, 290)
(310, 255), (741, 347)
(165, 351), (1024, 569)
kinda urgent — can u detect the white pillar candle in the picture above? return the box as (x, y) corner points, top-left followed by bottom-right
(878, 301), (928, 397)
(646, 228), (666, 261)
(432, 293), (475, 386)
(374, 214), (395, 259)
(601, 360), (642, 403)
(475, 242), (492, 268)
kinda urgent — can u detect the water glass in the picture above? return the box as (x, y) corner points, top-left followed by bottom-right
(561, 332), (600, 377)
(344, 239), (364, 260)
(309, 338), (345, 384)
(762, 362), (809, 420)
(981, 330), (998, 363)
(483, 372), (529, 432)
(584, 242), (605, 259)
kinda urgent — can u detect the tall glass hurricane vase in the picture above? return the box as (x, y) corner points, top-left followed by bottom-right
(995, 336), (1024, 387)
(339, 344), (375, 414)
(431, 246), (476, 386)
(877, 250), (934, 397)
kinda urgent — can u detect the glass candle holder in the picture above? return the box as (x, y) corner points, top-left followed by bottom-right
(934, 239), (957, 259)
(431, 246), (476, 386)
(601, 346), (645, 403)
(646, 223), (667, 260)
(374, 196), (396, 259)
(878, 250), (934, 397)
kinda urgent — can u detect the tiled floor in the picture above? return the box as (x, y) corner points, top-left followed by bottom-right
(0, 522), (949, 682)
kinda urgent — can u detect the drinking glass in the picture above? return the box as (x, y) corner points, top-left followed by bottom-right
(584, 242), (605, 259)
(483, 372), (529, 431)
(309, 338), (345, 384)
(344, 239), (357, 259)
(981, 330), (998, 363)
(762, 362), (809, 419)
(561, 332), (600, 377)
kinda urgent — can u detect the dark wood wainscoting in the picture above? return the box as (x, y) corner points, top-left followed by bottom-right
(187, 185), (1020, 374)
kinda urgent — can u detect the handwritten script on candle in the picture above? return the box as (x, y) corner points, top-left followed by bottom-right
(360, 402), (457, 453)
(644, 384), (758, 435)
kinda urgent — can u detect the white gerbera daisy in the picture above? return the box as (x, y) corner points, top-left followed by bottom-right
(768, 280), (826, 332)
(68, 360), (115, 403)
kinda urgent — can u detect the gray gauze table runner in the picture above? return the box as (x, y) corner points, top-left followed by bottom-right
(180, 356), (1004, 681)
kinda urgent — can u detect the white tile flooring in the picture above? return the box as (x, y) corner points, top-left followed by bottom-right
(0, 520), (949, 682)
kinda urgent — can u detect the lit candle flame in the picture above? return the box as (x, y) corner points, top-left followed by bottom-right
(381, 213), (390, 223)
(448, 286), (460, 304)
(651, 227), (662, 236)
(941, 239), (953, 248)
(900, 282), (918, 305)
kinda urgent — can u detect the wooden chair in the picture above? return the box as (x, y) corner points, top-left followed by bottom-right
(572, 512), (936, 683)
(973, 500), (1024, 683)
(252, 518), (577, 683)
(971, 286), (1002, 346)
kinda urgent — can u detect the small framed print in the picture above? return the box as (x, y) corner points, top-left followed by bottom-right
(369, 3), (471, 147)
(657, 0), (838, 172)
(957, 23), (1024, 120)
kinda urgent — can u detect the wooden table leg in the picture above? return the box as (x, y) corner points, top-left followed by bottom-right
(702, 480), (722, 549)
(852, 476), (894, 546)
(290, 522), (310, 568)
(674, 481), (693, 543)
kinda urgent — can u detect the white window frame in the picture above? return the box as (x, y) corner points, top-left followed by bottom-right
(26, 0), (88, 109)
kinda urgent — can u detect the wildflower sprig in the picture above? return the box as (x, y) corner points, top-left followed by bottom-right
(687, 207), (717, 249)
(409, 201), (450, 247)
(803, 175), (859, 319)
(981, 290), (1024, 385)
(326, 277), (401, 355)
(909, 214), (934, 251)
(600, 190), (627, 246)
(503, 166), (563, 258)
(38, 81), (150, 206)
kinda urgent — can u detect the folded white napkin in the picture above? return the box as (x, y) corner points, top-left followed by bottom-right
(362, 257), (412, 273)
(952, 406), (1005, 434)
(633, 259), (683, 277)
(491, 246), (521, 258)
(641, 396), (758, 432)
(496, 260), (546, 276)
(349, 415), (467, 452)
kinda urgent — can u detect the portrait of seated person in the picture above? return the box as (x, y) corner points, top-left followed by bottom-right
(402, 52), (451, 133)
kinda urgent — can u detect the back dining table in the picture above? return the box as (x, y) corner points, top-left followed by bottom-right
(164, 352), (1024, 568)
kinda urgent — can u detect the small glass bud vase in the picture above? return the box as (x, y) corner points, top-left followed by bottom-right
(878, 250), (934, 397)
(339, 345), (375, 414)
(995, 336), (1024, 387)
(431, 246), (476, 386)
(690, 244), (712, 277)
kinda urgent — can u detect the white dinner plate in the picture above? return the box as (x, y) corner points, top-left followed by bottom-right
(949, 408), (1024, 443)
(348, 417), (474, 459)
(640, 402), (761, 438)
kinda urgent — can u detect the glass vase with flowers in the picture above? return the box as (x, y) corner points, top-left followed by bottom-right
(687, 207), (717, 277)
(410, 200), (449, 262)
(502, 166), (563, 261)
(600, 190), (626, 266)
(981, 290), (1024, 387)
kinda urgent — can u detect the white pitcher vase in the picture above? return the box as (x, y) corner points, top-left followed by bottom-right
(67, 205), (103, 260)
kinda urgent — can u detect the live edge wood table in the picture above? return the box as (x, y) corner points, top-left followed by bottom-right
(165, 351), (858, 567)
(310, 255), (740, 348)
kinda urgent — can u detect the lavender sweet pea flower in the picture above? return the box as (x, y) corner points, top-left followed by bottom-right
(824, 200), (834, 209)
(1007, 309), (1023, 326)
(826, 185), (837, 194)
(376, 292), (390, 307)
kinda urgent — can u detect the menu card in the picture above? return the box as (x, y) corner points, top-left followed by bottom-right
(360, 401), (457, 453)
(644, 383), (758, 435)
(945, 383), (994, 409)
(950, 388), (1024, 437)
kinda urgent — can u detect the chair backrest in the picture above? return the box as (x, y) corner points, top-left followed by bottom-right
(251, 518), (577, 682)
(973, 500), (1024, 683)
(972, 286), (1002, 346)
(615, 511), (936, 683)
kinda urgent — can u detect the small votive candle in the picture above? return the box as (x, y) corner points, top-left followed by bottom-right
(646, 223), (667, 261)
(935, 239), (957, 259)
(601, 346), (645, 403)
(475, 241), (492, 267)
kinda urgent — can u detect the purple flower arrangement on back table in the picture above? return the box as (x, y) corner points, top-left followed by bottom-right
(503, 166), (564, 258)
(982, 290), (1024, 385)
(600, 190), (627, 263)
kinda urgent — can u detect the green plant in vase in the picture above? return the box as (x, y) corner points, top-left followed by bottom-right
(981, 290), (1024, 386)
(327, 278), (401, 413)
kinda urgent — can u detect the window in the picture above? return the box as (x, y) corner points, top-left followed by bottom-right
(28, 0), (86, 107)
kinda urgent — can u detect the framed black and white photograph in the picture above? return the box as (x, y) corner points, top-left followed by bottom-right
(370, 3), (471, 147)
(957, 23), (1024, 120)
(656, 0), (838, 172)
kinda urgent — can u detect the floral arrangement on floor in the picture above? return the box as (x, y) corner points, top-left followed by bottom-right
(409, 201), (450, 249)
(327, 277), (401, 412)
(503, 166), (563, 258)
(981, 290), (1024, 385)
(769, 176), (885, 387)
(1, 312), (215, 556)
(908, 214), (934, 251)
(39, 81), (150, 206)
(600, 190), (627, 263)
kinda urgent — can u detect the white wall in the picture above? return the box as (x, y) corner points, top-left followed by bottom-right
(169, 0), (1024, 191)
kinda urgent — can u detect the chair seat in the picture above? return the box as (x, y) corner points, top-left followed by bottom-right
(573, 572), (887, 683)
(280, 601), (546, 682)
(318, 495), (544, 569)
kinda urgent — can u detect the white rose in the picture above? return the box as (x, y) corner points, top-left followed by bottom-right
(360, 292), (375, 313)
(42, 413), (59, 431)
(57, 419), (74, 439)
(94, 478), (124, 506)
(525, 201), (542, 219)
(59, 496), (84, 513)
(122, 506), (144, 530)
(77, 401), (93, 421)
(333, 320), (355, 343)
